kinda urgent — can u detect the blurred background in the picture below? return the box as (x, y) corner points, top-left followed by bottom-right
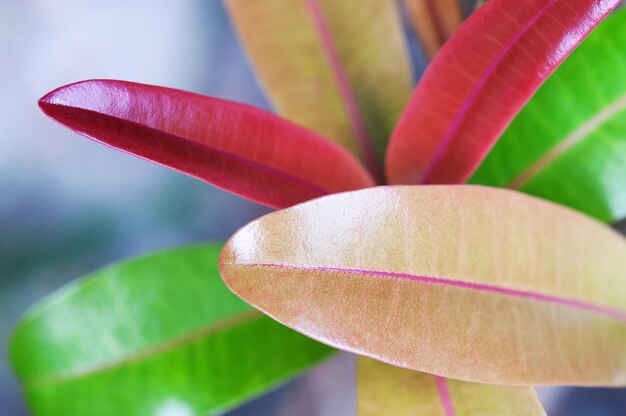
(1, 1), (625, 415)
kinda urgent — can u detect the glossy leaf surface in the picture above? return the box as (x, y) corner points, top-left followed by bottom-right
(227, 0), (413, 178)
(220, 186), (626, 386)
(358, 358), (545, 415)
(39, 80), (374, 209)
(404, 0), (463, 60)
(471, 8), (626, 223)
(386, 0), (620, 185)
(10, 245), (334, 416)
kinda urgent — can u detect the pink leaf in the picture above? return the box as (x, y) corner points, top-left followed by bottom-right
(39, 80), (374, 208)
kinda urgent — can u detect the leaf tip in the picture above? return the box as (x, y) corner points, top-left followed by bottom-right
(37, 79), (96, 122)
(217, 234), (239, 294)
(38, 87), (62, 118)
(217, 218), (265, 300)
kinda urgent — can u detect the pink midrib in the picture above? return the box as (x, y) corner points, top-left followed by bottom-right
(419, 0), (558, 184)
(434, 375), (456, 416)
(304, 0), (383, 182)
(235, 263), (626, 322)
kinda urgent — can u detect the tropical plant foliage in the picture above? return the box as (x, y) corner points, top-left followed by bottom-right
(471, 8), (626, 222)
(11, 0), (626, 415)
(10, 245), (333, 415)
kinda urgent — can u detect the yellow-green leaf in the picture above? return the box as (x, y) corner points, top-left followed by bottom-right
(358, 358), (545, 415)
(226, 0), (413, 177)
(219, 185), (626, 386)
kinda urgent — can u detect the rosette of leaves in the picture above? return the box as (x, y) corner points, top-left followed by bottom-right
(11, 0), (626, 415)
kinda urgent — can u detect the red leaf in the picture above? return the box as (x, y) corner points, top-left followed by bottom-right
(386, 0), (619, 185)
(39, 80), (374, 208)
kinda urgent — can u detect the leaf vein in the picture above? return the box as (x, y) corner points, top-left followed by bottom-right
(24, 309), (263, 387)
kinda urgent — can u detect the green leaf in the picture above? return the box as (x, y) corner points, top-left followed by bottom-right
(9, 244), (334, 416)
(470, 7), (626, 223)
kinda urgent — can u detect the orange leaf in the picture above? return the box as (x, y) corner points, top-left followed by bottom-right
(404, 0), (463, 59)
(220, 186), (626, 385)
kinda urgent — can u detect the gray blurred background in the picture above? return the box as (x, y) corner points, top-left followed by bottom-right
(1, 1), (625, 415)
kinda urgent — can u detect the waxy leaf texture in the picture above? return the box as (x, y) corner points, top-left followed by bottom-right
(358, 358), (545, 415)
(386, 0), (620, 185)
(404, 0), (463, 60)
(472, 7), (626, 223)
(227, 0), (413, 179)
(9, 245), (333, 416)
(220, 186), (626, 385)
(39, 80), (374, 209)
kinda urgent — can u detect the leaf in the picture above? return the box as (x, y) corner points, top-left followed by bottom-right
(470, 7), (626, 223)
(474, 0), (487, 11)
(38, 80), (374, 209)
(403, 0), (463, 60)
(9, 244), (334, 416)
(357, 358), (545, 415)
(219, 185), (626, 386)
(226, 0), (413, 179)
(385, 0), (620, 185)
